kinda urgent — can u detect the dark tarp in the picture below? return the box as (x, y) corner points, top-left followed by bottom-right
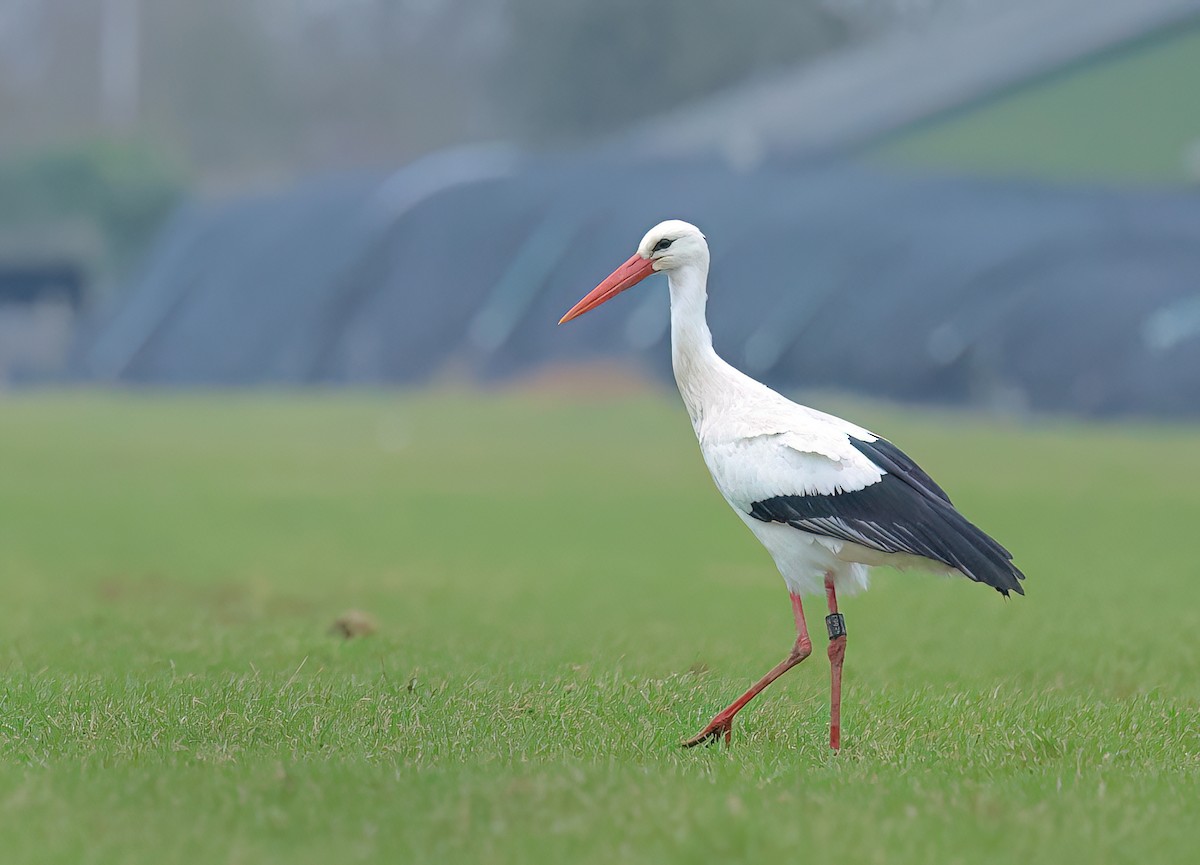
(74, 153), (1200, 417)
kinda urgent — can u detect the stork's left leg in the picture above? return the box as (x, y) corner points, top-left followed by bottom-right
(681, 592), (813, 748)
(825, 574), (847, 751)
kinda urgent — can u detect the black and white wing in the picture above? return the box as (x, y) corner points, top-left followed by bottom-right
(702, 412), (1025, 597)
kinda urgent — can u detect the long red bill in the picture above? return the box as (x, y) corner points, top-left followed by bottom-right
(559, 254), (656, 324)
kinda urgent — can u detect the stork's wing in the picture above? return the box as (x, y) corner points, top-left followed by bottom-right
(705, 430), (1025, 597)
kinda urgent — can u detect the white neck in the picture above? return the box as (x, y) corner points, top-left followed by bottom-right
(667, 261), (733, 429)
(667, 263), (713, 360)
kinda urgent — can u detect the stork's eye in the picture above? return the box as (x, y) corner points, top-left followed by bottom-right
(653, 238), (673, 252)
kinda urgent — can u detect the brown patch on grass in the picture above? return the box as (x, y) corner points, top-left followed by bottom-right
(94, 574), (314, 624)
(330, 609), (378, 639)
(503, 361), (664, 399)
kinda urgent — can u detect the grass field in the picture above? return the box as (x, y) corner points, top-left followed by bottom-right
(1, 391), (1198, 864)
(876, 25), (1200, 183)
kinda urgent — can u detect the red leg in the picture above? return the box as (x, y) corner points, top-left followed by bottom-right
(682, 592), (813, 747)
(825, 575), (847, 752)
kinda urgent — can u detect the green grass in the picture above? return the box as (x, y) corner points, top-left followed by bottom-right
(875, 24), (1200, 184)
(1, 391), (1198, 863)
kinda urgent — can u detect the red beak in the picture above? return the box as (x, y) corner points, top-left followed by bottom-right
(559, 254), (656, 325)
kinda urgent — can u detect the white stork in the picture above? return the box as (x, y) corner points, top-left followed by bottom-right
(559, 220), (1024, 751)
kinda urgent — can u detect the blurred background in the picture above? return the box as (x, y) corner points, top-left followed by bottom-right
(3, 0), (1200, 416)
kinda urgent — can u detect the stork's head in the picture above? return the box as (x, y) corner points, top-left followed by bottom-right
(559, 220), (707, 325)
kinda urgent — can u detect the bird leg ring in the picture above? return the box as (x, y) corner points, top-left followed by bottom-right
(826, 613), (846, 640)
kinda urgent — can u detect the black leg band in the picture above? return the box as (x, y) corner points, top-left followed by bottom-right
(826, 613), (846, 640)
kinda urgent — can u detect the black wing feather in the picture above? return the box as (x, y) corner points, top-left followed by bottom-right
(749, 436), (1025, 596)
(850, 436), (953, 505)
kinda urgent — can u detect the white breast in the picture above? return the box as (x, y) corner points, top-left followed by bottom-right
(675, 363), (895, 595)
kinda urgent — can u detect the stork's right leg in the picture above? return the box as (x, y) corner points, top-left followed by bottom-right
(682, 592), (813, 747)
(825, 574), (847, 752)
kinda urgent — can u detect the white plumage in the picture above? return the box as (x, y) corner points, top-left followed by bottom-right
(688, 378), (888, 598)
(560, 219), (1024, 750)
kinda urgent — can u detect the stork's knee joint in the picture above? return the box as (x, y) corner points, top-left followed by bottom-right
(791, 637), (813, 662)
